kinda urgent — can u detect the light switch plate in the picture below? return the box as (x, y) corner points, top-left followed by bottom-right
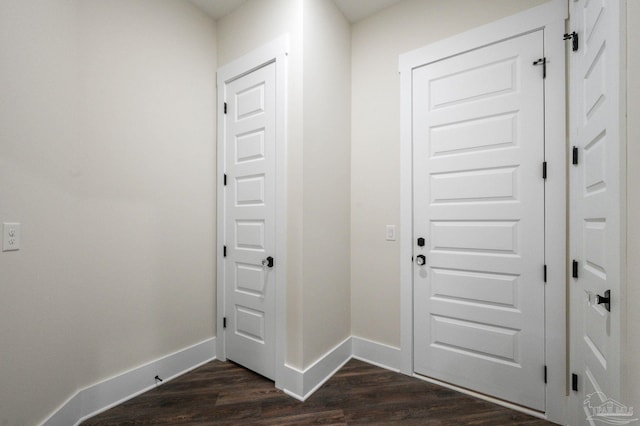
(3, 223), (21, 251)
(386, 225), (396, 241)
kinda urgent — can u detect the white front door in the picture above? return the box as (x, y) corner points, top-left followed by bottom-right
(412, 31), (546, 411)
(569, 0), (625, 423)
(222, 61), (277, 380)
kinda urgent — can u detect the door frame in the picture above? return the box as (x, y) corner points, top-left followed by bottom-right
(216, 35), (289, 386)
(399, 1), (567, 423)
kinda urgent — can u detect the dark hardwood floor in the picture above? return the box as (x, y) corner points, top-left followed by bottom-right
(82, 359), (554, 425)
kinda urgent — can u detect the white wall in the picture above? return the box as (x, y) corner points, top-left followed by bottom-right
(350, 0), (550, 347)
(0, 1), (217, 424)
(624, 0), (640, 413)
(301, 0), (351, 367)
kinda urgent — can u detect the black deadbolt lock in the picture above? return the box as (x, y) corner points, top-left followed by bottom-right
(417, 237), (425, 247)
(263, 256), (274, 268)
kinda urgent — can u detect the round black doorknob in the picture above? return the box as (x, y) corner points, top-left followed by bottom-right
(416, 254), (426, 266)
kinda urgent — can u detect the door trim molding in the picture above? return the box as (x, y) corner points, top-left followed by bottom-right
(216, 35), (289, 388)
(398, 1), (567, 422)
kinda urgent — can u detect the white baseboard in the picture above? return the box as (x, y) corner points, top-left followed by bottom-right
(280, 363), (305, 401)
(42, 337), (216, 426)
(352, 336), (401, 372)
(43, 335), (400, 424)
(301, 336), (352, 398)
(280, 336), (400, 401)
(280, 336), (351, 400)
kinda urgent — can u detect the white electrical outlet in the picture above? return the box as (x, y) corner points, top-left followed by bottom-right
(3, 223), (21, 252)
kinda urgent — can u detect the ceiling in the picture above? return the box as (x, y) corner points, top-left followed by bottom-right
(333, 0), (403, 22)
(188, 0), (246, 21)
(188, 0), (403, 23)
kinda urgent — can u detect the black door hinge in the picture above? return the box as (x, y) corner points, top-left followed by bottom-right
(544, 365), (547, 384)
(224, 102), (227, 114)
(533, 57), (547, 79)
(544, 265), (548, 283)
(572, 146), (579, 165)
(224, 174), (227, 186)
(572, 373), (579, 391)
(542, 161), (548, 179)
(572, 260), (579, 278)
(564, 31), (579, 52)
(223, 317), (227, 329)
(223, 245), (227, 257)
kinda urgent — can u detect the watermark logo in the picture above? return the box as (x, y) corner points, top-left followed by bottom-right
(584, 392), (638, 425)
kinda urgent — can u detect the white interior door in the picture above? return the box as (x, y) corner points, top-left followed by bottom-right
(569, 0), (625, 423)
(412, 31), (546, 411)
(223, 61), (276, 380)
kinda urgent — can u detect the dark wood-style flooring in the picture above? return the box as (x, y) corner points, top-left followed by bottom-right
(82, 359), (554, 425)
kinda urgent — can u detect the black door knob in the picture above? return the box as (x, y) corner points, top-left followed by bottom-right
(416, 254), (426, 266)
(595, 289), (610, 312)
(262, 256), (274, 268)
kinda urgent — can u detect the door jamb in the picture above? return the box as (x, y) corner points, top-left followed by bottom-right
(398, 1), (567, 423)
(216, 35), (289, 387)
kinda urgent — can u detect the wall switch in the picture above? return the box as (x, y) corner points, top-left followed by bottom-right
(3, 223), (21, 252)
(386, 225), (396, 241)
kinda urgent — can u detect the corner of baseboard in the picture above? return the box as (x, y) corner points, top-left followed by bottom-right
(351, 335), (401, 372)
(279, 336), (401, 401)
(278, 363), (304, 400)
(301, 337), (352, 398)
(278, 336), (352, 401)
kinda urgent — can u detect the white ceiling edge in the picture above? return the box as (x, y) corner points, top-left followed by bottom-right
(333, 0), (403, 23)
(188, 0), (404, 23)
(188, 0), (247, 21)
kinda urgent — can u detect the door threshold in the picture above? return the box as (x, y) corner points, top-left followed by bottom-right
(413, 373), (548, 421)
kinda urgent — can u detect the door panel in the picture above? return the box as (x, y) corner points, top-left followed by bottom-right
(569, 0), (623, 423)
(413, 31), (546, 411)
(224, 62), (276, 380)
